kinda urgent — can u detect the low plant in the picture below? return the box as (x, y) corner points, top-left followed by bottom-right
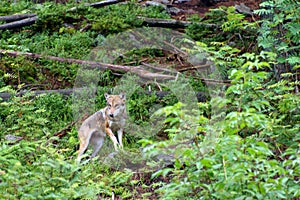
(143, 43), (300, 199)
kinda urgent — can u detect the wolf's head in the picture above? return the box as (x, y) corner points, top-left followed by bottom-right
(104, 93), (126, 119)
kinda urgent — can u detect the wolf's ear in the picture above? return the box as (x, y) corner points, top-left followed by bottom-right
(104, 93), (110, 100)
(119, 92), (126, 100)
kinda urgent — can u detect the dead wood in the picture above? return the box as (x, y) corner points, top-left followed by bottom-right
(0, 14), (37, 22)
(0, 49), (229, 97)
(53, 121), (77, 138)
(45, 120), (79, 146)
(0, 16), (37, 30)
(0, 49), (176, 80)
(4, 134), (24, 144)
(138, 17), (218, 29)
(90, 0), (125, 8)
(68, 0), (125, 11)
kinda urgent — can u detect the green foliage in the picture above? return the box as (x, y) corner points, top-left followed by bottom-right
(0, 30), (93, 86)
(128, 91), (158, 124)
(86, 2), (170, 35)
(255, 0), (300, 74)
(143, 43), (300, 199)
(185, 7), (227, 43)
(0, 139), (109, 199)
(116, 48), (165, 64)
(0, 1), (33, 15)
(33, 2), (73, 32)
(0, 89), (135, 199)
(0, 31), (94, 58)
(1, 0), (299, 199)
(0, 56), (37, 85)
(0, 92), (71, 138)
(186, 6), (258, 48)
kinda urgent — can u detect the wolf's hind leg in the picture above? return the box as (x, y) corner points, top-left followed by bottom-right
(91, 136), (104, 158)
(77, 130), (94, 161)
(77, 140), (89, 161)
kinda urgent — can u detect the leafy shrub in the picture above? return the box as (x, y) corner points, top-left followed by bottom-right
(0, 89), (135, 199)
(0, 1), (33, 15)
(144, 43), (300, 199)
(1, 1), (299, 199)
(0, 92), (72, 139)
(88, 2), (170, 35)
(255, 0), (300, 78)
(186, 6), (257, 48)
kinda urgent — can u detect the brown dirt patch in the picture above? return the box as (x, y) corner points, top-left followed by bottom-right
(168, 0), (261, 19)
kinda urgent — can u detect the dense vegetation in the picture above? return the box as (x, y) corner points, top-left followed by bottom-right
(0, 0), (299, 199)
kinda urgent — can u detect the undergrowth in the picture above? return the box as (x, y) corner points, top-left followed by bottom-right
(0, 0), (299, 199)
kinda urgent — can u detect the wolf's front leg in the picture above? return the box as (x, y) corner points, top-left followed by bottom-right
(117, 129), (123, 149)
(105, 127), (119, 151)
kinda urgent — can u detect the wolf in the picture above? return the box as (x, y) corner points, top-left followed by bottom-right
(77, 93), (126, 161)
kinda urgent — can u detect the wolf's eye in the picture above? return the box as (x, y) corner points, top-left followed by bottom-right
(108, 104), (111, 108)
(115, 104), (119, 107)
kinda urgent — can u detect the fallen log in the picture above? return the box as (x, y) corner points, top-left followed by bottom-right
(138, 17), (218, 28)
(0, 49), (176, 80)
(0, 49), (230, 89)
(68, 0), (125, 11)
(0, 14), (37, 22)
(90, 0), (125, 8)
(0, 16), (37, 30)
